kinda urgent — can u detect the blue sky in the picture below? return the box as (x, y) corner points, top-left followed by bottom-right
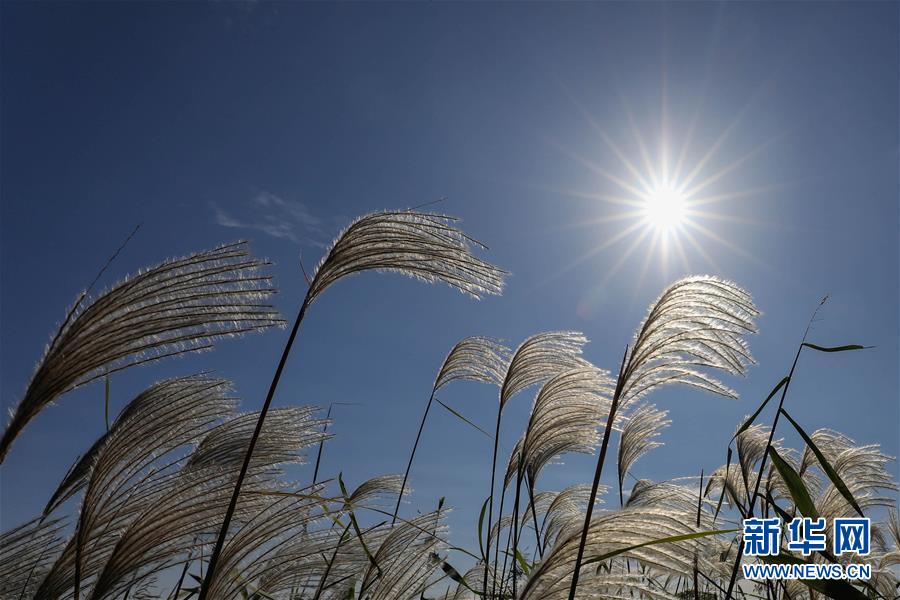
(2, 1), (897, 568)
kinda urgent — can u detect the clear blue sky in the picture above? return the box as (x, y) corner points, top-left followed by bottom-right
(2, 1), (897, 565)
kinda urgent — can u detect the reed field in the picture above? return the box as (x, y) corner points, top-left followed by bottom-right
(1, 210), (896, 600)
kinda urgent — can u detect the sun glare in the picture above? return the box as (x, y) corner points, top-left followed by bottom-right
(642, 185), (686, 231)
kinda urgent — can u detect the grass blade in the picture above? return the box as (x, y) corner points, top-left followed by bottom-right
(731, 376), (789, 442)
(801, 343), (869, 353)
(435, 397), (492, 439)
(779, 408), (864, 517)
(477, 497), (489, 562)
(767, 446), (818, 519)
(582, 528), (738, 567)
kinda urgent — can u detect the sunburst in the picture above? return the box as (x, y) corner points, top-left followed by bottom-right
(545, 93), (771, 299)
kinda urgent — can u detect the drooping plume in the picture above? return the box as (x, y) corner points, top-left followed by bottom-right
(34, 376), (238, 600)
(306, 211), (506, 304)
(618, 276), (759, 407)
(507, 367), (615, 488)
(1, 242), (283, 463)
(0, 518), (67, 600)
(617, 403), (670, 505)
(434, 336), (511, 392)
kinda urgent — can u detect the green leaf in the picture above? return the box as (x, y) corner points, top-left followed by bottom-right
(764, 492), (794, 524)
(731, 377), (789, 443)
(513, 549), (531, 576)
(779, 408), (864, 517)
(435, 397), (492, 439)
(582, 528), (738, 566)
(440, 560), (466, 585)
(713, 447), (732, 522)
(477, 496), (489, 562)
(767, 447), (818, 519)
(338, 474), (382, 580)
(758, 554), (868, 599)
(801, 343), (870, 353)
(438, 558), (480, 596)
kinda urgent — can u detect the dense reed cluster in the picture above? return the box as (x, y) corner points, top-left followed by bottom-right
(2, 210), (896, 600)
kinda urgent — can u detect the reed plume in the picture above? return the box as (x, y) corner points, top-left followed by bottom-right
(568, 276), (758, 599)
(200, 211), (505, 600)
(0, 242), (283, 463)
(0, 518), (67, 600)
(616, 403), (670, 506)
(394, 336), (511, 524)
(486, 332), (589, 596)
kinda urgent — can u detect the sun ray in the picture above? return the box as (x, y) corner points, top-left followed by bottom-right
(682, 219), (765, 266)
(571, 99), (658, 194)
(552, 142), (652, 199)
(548, 70), (771, 294)
(619, 92), (660, 188)
(670, 230), (692, 273)
(680, 227), (721, 272)
(681, 134), (780, 199)
(600, 226), (655, 286)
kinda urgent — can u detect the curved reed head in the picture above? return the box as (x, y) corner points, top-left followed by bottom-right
(306, 211), (506, 305)
(1, 241), (283, 463)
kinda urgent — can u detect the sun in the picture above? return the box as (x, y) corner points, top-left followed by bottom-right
(642, 184), (686, 231)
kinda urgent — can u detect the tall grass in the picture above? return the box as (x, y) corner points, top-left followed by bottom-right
(1, 213), (896, 600)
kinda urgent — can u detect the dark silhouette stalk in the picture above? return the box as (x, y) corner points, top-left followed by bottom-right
(73, 516), (86, 600)
(693, 469), (703, 600)
(312, 523), (352, 600)
(526, 474), (544, 560)
(722, 300), (823, 599)
(199, 297), (311, 600)
(567, 345), (629, 600)
(169, 543), (196, 600)
(312, 404), (333, 486)
(392, 389), (437, 525)
(485, 404), (503, 599)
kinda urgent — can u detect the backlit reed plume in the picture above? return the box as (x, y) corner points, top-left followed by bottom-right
(82, 406), (325, 600)
(0, 242), (283, 463)
(484, 332), (589, 596)
(394, 336), (511, 524)
(705, 423), (783, 515)
(44, 376), (236, 518)
(505, 367), (614, 581)
(33, 377), (238, 600)
(616, 403), (669, 505)
(539, 485), (601, 553)
(200, 486), (326, 600)
(360, 509), (447, 599)
(200, 211), (505, 600)
(526, 506), (718, 600)
(568, 276), (757, 599)
(799, 429), (897, 517)
(0, 518), (67, 600)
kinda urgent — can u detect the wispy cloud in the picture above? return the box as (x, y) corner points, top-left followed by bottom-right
(212, 191), (328, 247)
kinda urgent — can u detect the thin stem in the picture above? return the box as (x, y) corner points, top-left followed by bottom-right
(693, 469), (703, 600)
(392, 388), (437, 525)
(485, 403), (502, 599)
(74, 514), (85, 600)
(199, 296), (311, 600)
(722, 299), (824, 599)
(312, 523), (352, 600)
(312, 405), (333, 487)
(526, 474), (544, 560)
(567, 345), (629, 600)
(169, 543), (195, 600)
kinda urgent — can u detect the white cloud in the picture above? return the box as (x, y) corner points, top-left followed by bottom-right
(212, 192), (328, 247)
